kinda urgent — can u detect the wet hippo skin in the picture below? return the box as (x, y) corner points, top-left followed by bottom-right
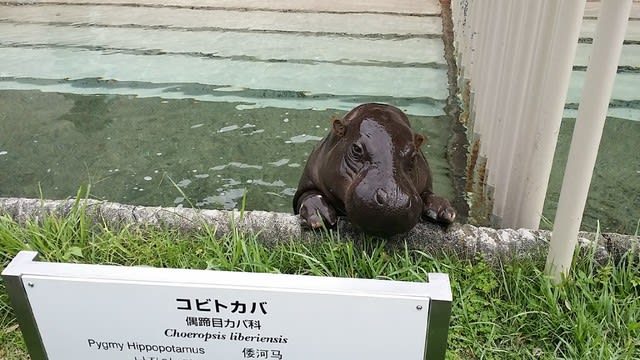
(293, 103), (456, 237)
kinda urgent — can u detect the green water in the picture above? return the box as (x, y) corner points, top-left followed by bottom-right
(544, 117), (640, 234)
(0, 90), (456, 214)
(1, 90), (638, 234)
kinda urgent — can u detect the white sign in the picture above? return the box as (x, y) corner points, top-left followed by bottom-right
(3, 251), (452, 360)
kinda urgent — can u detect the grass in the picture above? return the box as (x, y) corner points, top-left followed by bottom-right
(0, 203), (639, 359)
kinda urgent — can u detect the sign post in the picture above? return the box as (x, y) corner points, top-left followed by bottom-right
(3, 251), (452, 359)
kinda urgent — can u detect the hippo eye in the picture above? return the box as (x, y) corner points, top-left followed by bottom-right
(351, 143), (364, 157)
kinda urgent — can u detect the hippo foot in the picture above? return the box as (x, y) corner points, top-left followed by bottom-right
(298, 194), (337, 229)
(422, 194), (456, 224)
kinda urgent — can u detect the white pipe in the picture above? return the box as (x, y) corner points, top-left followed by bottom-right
(470, 0), (487, 112)
(469, 0), (483, 88)
(454, 0), (464, 74)
(463, 0), (476, 78)
(477, 0), (501, 156)
(483, 1), (513, 184)
(460, 0), (471, 79)
(502, 0), (557, 227)
(465, 0), (479, 137)
(493, 1), (544, 223)
(474, 2), (493, 155)
(515, 0), (586, 229)
(546, 0), (632, 283)
(489, 2), (522, 222)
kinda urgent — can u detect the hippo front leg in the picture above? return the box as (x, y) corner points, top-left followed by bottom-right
(421, 193), (456, 224)
(296, 191), (338, 229)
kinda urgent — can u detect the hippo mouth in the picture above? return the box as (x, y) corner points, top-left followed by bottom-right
(345, 191), (422, 237)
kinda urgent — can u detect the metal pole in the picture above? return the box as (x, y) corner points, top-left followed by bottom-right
(546, 0), (632, 283)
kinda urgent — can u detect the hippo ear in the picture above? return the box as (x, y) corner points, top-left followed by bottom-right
(332, 117), (346, 138)
(414, 134), (427, 148)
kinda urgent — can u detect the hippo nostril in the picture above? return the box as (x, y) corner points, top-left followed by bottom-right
(405, 198), (412, 209)
(375, 188), (387, 206)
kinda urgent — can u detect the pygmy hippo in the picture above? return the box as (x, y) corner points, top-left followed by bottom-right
(293, 103), (456, 237)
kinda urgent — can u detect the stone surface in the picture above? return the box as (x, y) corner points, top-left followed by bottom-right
(1, 197), (637, 261)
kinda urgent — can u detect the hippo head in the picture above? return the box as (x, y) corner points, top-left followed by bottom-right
(332, 104), (425, 236)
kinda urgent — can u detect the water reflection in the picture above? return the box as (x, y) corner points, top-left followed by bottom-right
(57, 94), (113, 133)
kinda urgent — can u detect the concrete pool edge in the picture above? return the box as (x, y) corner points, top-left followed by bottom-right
(1, 197), (637, 262)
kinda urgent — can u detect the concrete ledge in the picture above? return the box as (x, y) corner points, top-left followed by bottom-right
(1, 197), (637, 262)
